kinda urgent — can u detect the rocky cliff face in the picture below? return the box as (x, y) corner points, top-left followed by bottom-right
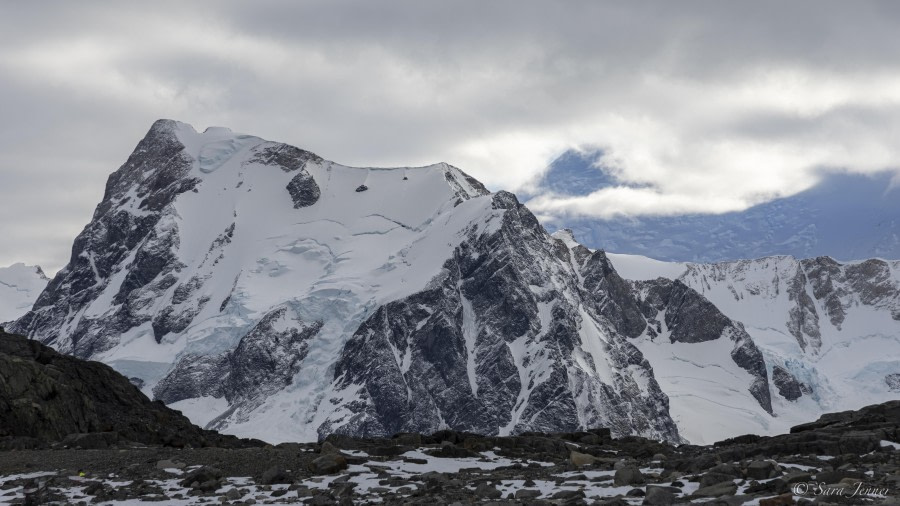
(635, 278), (772, 415)
(12, 120), (200, 357)
(319, 194), (681, 441)
(15, 120), (776, 443)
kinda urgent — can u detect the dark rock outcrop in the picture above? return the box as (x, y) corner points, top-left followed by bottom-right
(0, 329), (259, 448)
(638, 279), (731, 344)
(786, 265), (823, 351)
(887, 372), (900, 392)
(154, 306), (322, 427)
(635, 278), (773, 414)
(772, 365), (805, 401)
(697, 400), (900, 466)
(286, 170), (320, 208)
(247, 142), (322, 172)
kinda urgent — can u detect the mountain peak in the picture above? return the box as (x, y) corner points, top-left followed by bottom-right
(14, 121), (498, 358)
(10, 121), (688, 444)
(11, 121), (897, 447)
(550, 228), (579, 248)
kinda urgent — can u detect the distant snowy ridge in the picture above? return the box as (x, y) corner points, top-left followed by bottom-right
(0, 263), (48, 324)
(607, 250), (900, 443)
(530, 149), (900, 262)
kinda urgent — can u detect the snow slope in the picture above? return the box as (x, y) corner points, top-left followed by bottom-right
(0, 263), (48, 323)
(605, 253), (687, 281)
(610, 252), (900, 443)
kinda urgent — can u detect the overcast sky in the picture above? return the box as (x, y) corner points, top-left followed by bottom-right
(2, 1), (900, 273)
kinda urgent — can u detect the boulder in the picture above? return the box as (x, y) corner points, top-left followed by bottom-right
(430, 443), (477, 458)
(692, 482), (738, 497)
(515, 489), (542, 499)
(759, 493), (795, 506)
(392, 433), (422, 446)
(700, 471), (737, 488)
(614, 466), (645, 486)
(320, 441), (341, 454)
(570, 451), (598, 467)
(309, 454), (348, 475)
(747, 460), (777, 480)
(260, 466), (292, 485)
(643, 486), (678, 505)
(179, 466), (223, 491)
(225, 488), (245, 500)
(474, 483), (501, 499)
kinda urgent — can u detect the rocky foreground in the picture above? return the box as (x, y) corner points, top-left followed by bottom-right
(0, 401), (897, 505)
(1, 329), (899, 504)
(0, 329), (260, 450)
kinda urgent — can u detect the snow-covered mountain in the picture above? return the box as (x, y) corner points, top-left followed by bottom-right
(608, 251), (900, 443)
(530, 149), (900, 262)
(14, 119), (757, 443)
(14, 121), (894, 445)
(0, 263), (48, 324)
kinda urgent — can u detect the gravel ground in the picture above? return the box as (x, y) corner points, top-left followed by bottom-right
(0, 444), (319, 480)
(0, 427), (898, 505)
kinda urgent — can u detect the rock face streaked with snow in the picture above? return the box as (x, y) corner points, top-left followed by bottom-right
(608, 251), (900, 443)
(14, 120), (786, 443)
(0, 263), (48, 324)
(530, 149), (900, 262)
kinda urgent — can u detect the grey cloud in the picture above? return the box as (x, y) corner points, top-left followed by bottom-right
(2, 1), (900, 272)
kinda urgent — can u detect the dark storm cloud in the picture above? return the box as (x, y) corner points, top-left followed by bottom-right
(2, 1), (900, 272)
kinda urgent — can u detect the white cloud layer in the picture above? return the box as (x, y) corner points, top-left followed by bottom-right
(2, 1), (900, 272)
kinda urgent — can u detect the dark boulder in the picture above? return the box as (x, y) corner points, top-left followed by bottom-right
(309, 454), (348, 474)
(180, 466), (224, 491)
(260, 466), (292, 485)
